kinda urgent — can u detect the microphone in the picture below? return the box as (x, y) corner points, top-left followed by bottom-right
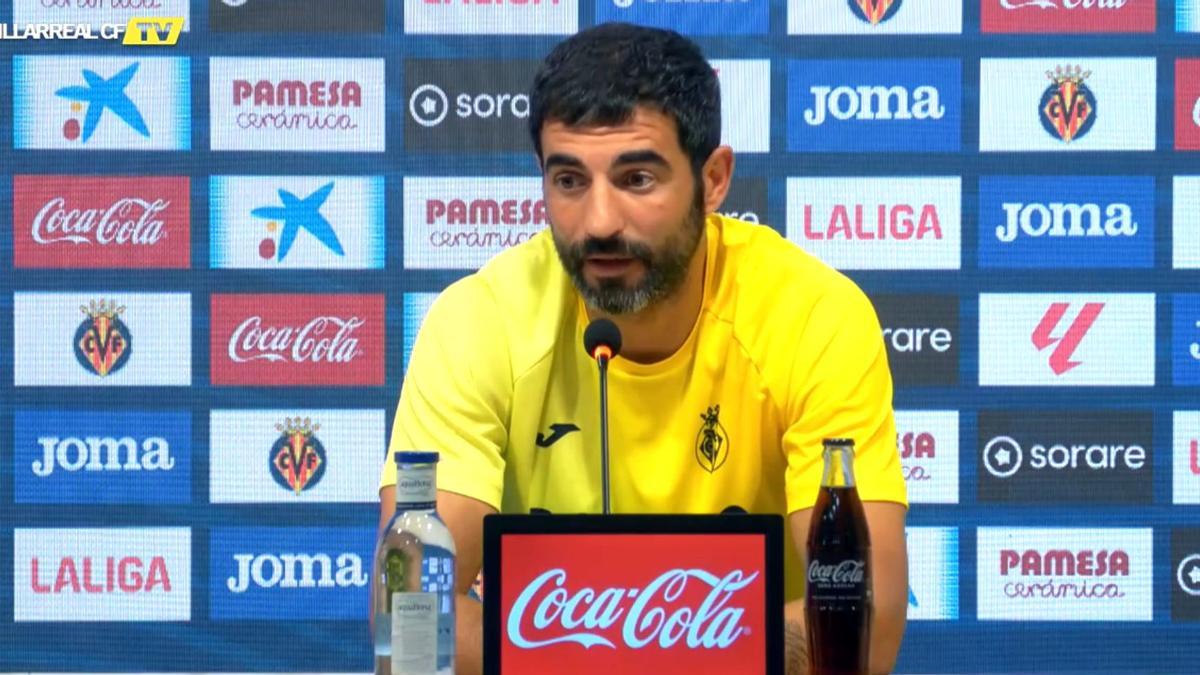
(721, 505), (748, 515)
(583, 318), (622, 514)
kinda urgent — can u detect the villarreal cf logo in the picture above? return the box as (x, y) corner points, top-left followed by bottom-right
(696, 404), (730, 474)
(74, 299), (131, 377)
(270, 417), (327, 494)
(1039, 65), (1097, 144)
(849, 0), (902, 26)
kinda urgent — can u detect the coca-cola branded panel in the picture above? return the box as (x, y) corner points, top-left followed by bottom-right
(976, 527), (1153, 621)
(210, 294), (385, 386)
(13, 176), (191, 269)
(981, 0), (1155, 34)
(498, 533), (767, 673)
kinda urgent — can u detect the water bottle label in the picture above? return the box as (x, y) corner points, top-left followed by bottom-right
(396, 466), (436, 505)
(391, 591), (438, 674)
(806, 558), (868, 603)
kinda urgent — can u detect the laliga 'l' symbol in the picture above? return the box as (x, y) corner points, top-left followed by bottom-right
(74, 299), (132, 377)
(270, 417), (327, 494)
(695, 404), (729, 473)
(1040, 65), (1097, 144)
(849, 0), (902, 25)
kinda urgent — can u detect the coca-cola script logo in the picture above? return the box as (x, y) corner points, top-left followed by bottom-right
(508, 568), (757, 649)
(13, 176), (190, 268)
(981, 0), (1155, 33)
(807, 560), (866, 586)
(211, 294), (384, 386)
(499, 532), (767, 673)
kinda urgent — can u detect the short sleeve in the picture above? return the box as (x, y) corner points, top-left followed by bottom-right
(783, 284), (908, 514)
(379, 276), (512, 510)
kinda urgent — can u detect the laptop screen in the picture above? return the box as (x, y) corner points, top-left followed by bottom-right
(482, 514), (784, 675)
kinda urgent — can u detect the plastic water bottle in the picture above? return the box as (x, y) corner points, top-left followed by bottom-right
(372, 451), (456, 675)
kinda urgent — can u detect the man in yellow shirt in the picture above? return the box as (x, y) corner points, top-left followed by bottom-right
(380, 22), (908, 675)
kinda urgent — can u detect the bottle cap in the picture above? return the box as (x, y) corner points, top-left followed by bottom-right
(822, 438), (855, 447)
(394, 451), (439, 465)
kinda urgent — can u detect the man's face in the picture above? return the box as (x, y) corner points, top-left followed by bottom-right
(539, 107), (705, 315)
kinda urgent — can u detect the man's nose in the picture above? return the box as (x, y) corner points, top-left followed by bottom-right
(581, 180), (624, 240)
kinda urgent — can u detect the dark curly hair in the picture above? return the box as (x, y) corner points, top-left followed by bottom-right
(527, 22), (722, 176)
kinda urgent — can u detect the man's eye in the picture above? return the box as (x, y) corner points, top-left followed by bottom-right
(554, 174), (581, 190)
(625, 172), (655, 188)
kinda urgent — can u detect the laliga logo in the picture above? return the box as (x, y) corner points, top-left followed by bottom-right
(507, 568), (757, 650)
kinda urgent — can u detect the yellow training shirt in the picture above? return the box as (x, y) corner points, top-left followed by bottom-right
(381, 214), (908, 600)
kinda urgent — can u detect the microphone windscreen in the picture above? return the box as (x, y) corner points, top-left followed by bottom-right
(583, 318), (623, 359)
(721, 505), (748, 515)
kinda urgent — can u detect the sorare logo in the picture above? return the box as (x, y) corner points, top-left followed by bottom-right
(978, 293), (1155, 386)
(209, 409), (385, 503)
(13, 56), (190, 150)
(869, 295), (959, 386)
(597, 0), (769, 35)
(978, 411), (1153, 505)
(978, 176), (1153, 269)
(981, 0), (1155, 33)
(209, 57), (385, 152)
(209, 527), (373, 619)
(13, 175), (191, 269)
(14, 527), (191, 622)
(786, 177), (962, 270)
(210, 175), (384, 270)
(788, 0), (962, 34)
(720, 178), (769, 227)
(787, 59), (961, 152)
(405, 0), (578, 34)
(979, 58), (1156, 152)
(906, 527), (959, 620)
(210, 0), (384, 32)
(14, 410), (190, 505)
(895, 410), (959, 504)
(210, 294), (385, 386)
(405, 60), (539, 153)
(977, 527), (1153, 621)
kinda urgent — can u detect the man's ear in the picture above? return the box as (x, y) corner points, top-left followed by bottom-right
(700, 145), (734, 214)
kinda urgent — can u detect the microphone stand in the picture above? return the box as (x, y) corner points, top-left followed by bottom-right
(597, 351), (612, 515)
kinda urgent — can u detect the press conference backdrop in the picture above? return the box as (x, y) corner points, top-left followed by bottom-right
(0, 0), (1197, 673)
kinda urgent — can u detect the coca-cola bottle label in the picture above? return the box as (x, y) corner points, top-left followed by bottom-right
(806, 556), (868, 603)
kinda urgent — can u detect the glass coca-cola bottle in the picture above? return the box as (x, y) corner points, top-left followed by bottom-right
(806, 438), (871, 675)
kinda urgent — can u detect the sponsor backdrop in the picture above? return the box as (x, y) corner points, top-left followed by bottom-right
(0, 0), (1197, 673)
